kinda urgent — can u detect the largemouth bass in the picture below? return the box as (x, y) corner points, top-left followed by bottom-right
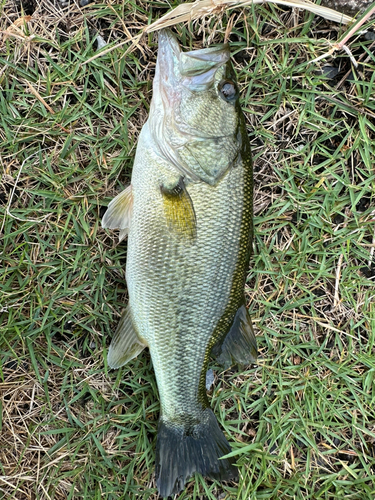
(102, 29), (257, 497)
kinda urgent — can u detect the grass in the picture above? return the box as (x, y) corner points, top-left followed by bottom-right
(1, 0), (375, 499)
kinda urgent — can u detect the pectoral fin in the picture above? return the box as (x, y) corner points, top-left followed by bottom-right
(102, 185), (133, 242)
(211, 303), (257, 367)
(107, 307), (147, 369)
(161, 177), (196, 240)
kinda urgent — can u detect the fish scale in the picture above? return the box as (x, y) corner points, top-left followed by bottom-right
(127, 122), (251, 417)
(102, 29), (257, 497)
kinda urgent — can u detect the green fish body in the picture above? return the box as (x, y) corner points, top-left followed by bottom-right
(102, 30), (256, 497)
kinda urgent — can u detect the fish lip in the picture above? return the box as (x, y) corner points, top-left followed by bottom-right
(155, 29), (181, 89)
(181, 44), (230, 75)
(158, 29), (181, 59)
(158, 29), (230, 84)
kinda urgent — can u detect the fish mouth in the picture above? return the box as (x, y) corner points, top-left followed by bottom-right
(158, 29), (230, 90)
(180, 45), (230, 76)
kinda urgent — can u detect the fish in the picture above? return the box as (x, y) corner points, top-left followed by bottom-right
(102, 29), (257, 498)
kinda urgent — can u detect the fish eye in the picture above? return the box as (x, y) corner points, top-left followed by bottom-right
(218, 80), (238, 102)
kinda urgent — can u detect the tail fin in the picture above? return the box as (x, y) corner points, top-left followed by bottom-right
(155, 408), (238, 498)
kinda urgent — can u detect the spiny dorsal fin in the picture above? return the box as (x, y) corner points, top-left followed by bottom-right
(160, 177), (196, 240)
(211, 303), (257, 368)
(102, 184), (133, 242)
(107, 306), (147, 369)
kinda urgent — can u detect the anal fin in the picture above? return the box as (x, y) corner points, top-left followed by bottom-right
(211, 303), (257, 368)
(107, 307), (147, 369)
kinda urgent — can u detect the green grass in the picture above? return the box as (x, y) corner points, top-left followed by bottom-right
(1, 1), (375, 499)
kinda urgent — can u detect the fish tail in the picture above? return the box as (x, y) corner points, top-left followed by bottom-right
(155, 408), (238, 497)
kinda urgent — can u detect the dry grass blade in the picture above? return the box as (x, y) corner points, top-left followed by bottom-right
(83, 0), (356, 66)
(143, 0), (354, 34)
(309, 1), (375, 64)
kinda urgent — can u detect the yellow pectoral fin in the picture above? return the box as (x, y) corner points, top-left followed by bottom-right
(102, 184), (133, 242)
(160, 177), (197, 240)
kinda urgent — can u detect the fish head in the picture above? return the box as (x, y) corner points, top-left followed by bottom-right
(150, 30), (246, 185)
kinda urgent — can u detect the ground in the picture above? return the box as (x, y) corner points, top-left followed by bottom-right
(0, 0), (375, 499)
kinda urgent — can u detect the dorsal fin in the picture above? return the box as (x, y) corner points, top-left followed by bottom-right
(102, 185), (133, 242)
